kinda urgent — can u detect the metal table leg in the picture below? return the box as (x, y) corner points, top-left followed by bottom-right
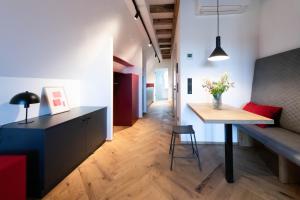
(225, 124), (234, 183)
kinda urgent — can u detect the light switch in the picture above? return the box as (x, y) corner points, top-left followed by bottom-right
(187, 53), (193, 59)
(187, 78), (192, 94)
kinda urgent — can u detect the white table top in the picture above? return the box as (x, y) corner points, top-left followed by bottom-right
(188, 103), (274, 125)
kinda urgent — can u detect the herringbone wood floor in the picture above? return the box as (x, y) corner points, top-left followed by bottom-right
(44, 101), (300, 200)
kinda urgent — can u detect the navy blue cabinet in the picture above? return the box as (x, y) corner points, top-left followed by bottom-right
(0, 107), (107, 197)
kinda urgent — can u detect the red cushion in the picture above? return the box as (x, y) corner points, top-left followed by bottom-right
(243, 102), (282, 128)
(0, 156), (26, 200)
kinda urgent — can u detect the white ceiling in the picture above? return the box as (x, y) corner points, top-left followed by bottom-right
(0, 0), (147, 78)
(197, 0), (251, 8)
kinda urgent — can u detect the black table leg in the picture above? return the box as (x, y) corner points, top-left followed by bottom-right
(225, 124), (234, 183)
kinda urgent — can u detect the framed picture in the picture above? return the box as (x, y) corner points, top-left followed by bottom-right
(44, 87), (70, 115)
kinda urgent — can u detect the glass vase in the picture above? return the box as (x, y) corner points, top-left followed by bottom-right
(212, 93), (222, 110)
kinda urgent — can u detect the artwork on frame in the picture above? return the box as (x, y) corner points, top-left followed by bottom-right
(44, 87), (70, 115)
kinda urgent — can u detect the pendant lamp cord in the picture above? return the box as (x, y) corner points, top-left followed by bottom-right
(217, 0), (219, 36)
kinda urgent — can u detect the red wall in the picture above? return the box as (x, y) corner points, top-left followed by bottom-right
(113, 72), (139, 126)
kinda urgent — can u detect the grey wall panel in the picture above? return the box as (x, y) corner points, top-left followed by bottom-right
(252, 48), (300, 133)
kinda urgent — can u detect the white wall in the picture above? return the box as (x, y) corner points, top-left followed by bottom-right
(80, 37), (113, 140)
(0, 77), (80, 126)
(142, 48), (148, 113)
(172, 12), (181, 122)
(258, 0), (300, 58)
(0, 0), (147, 140)
(146, 59), (172, 101)
(178, 0), (261, 142)
(143, 48), (156, 111)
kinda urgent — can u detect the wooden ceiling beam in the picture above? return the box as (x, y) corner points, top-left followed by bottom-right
(161, 49), (171, 54)
(113, 56), (134, 67)
(162, 55), (171, 59)
(153, 18), (173, 25)
(150, 4), (174, 13)
(158, 38), (172, 43)
(170, 0), (180, 52)
(156, 29), (172, 35)
(159, 44), (171, 48)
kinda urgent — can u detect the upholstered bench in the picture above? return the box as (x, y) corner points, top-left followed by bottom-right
(0, 155), (26, 200)
(236, 48), (300, 183)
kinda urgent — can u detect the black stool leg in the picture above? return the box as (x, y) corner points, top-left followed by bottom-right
(190, 133), (195, 154)
(170, 133), (176, 171)
(169, 132), (174, 154)
(193, 133), (202, 170)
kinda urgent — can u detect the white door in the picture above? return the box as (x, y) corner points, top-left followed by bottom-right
(155, 68), (168, 101)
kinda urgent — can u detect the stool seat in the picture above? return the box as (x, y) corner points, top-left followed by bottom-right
(169, 125), (201, 171)
(172, 125), (195, 134)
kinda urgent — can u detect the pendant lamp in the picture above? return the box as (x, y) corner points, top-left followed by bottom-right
(208, 0), (229, 61)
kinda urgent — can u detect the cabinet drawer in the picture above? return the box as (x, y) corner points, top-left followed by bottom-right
(85, 108), (107, 154)
(44, 117), (85, 191)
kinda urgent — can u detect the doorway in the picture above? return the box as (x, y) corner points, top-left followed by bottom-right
(155, 68), (169, 101)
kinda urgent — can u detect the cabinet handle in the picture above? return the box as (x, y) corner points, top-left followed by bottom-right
(82, 117), (91, 122)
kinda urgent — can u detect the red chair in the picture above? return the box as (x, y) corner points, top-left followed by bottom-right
(0, 156), (26, 200)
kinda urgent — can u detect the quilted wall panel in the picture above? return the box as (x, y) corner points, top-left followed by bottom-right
(251, 48), (300, 133)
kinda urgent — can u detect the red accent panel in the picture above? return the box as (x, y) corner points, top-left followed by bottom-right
(113, 72), (139, 126)
(146, 83), (154, 88)
(113, 56), (134, 67)
(53, 99), (62, 106)
(52, 91), (62, 98)
(131, 75), (139, 125)
(243, 102), (282, 128)
(0, 156), (26, 200)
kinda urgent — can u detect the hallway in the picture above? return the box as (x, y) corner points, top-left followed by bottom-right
(44, 101), (300, 200)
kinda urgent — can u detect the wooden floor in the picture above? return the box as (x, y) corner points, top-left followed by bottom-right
(44, 101), (300, 200)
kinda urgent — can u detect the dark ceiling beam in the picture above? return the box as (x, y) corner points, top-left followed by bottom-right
(150, 4), (174, 13)
(156, 29), (172, 35)
(153, 18), (173, 25)
(162, 55), (171, 59)
(170, 0), (180, 53)
(158, 38), (172, 43)
(161, 49), (171, 54)
(113, 56), (134, 67)
(149, 2), (179, 60)
(159, 44), (171, 48)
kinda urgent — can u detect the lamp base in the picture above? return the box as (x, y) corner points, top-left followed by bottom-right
(18, 121), (34, 125)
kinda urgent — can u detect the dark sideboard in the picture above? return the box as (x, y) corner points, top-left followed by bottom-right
(0, 106), (107, 198)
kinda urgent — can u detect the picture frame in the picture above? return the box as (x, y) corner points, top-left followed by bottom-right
(44, 87), (70, 115)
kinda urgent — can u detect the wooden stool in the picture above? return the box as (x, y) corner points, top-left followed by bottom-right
(169, 125), (201, 170)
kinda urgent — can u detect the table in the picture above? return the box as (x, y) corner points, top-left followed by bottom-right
(188, 103), (274, 183)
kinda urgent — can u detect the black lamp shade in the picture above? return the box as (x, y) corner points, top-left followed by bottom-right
(208, 36), (229, 61)
(10, 91), (40, 108)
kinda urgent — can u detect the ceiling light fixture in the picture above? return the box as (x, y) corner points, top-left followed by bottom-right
(148, 42), (152, 47)
(208, 0), (229, 61)
(134, 12), (139, 20)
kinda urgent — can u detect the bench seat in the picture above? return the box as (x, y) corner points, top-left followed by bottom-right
(236, 48), (300, 183)
(236, 124), (300, 166)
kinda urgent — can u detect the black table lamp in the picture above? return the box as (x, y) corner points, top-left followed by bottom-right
(10, 91), (40, 124)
